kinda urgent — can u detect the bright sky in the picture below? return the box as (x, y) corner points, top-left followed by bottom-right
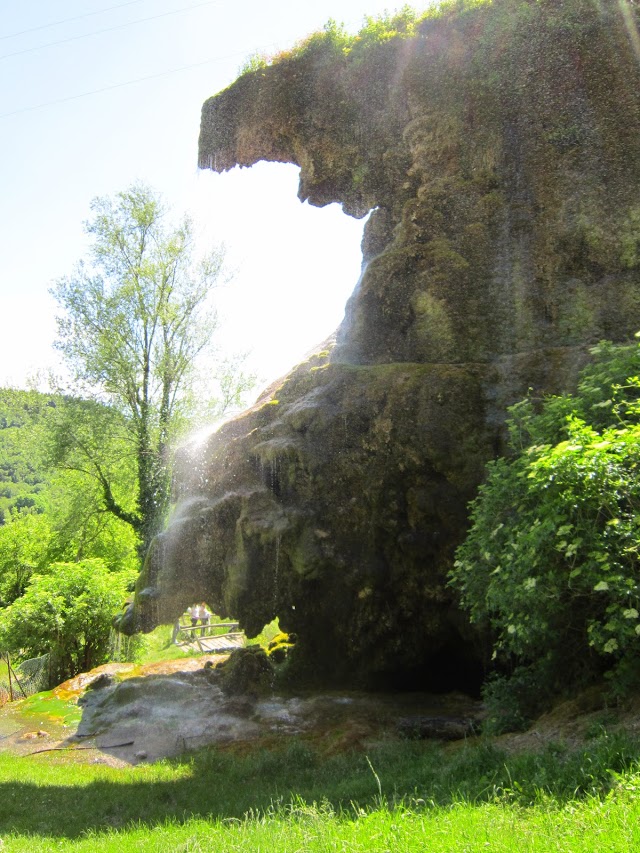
(0, 0), (429, 394)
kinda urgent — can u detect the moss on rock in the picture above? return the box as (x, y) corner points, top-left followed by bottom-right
(126, 0), (640, 691)
(216, 647), (275, 696)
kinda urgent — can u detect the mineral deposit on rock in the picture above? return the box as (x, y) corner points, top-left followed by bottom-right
(120, 0), (640, 690)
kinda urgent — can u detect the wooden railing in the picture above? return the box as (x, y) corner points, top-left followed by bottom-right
(172, 621), (246, 654)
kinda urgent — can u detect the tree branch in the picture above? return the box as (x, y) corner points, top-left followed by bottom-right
(96, 468), (140, 532)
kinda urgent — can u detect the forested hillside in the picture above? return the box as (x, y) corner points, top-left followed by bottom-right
(0, 387), (139, 681)
(0, 387), (139, 603)
(0, 389), (57, 523)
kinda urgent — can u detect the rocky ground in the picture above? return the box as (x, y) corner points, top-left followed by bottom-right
(0, 655), (482, 766)
(1, 655), (637, 767)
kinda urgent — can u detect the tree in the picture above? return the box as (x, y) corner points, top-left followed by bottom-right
(0, 559), (134, 685)
(44, 396), (140, 551)
(0, 388), (56, 522)
(450, 338), (640, 722)
(51, 184), (253, 557)
(0, 511), (51, 606)
(0, 388), (139, 601)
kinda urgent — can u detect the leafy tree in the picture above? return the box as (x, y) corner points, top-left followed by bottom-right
(450, 338), (640, 720)
(0, 512), (51, 606)
(0, 389), (57, 522)
(0, 389), (139, 597)
(45, 465), (139, 574)
(43, 396), (139, 550)
(51, 184), (253, 556)
(0, 559), (134, 685)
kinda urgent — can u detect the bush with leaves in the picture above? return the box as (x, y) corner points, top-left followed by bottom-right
(450, 338), (640, 722)
(0, 559), (134, 686)
(0, 511), (52, 606)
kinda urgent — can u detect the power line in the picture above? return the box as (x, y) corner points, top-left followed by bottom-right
(0, 50), (260, 119)
(0, 0), (149, 42)
(0, 0), (223, 62)
(0, 11), (371, 121)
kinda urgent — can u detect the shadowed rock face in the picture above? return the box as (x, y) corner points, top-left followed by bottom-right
(120, 0), (640, 689)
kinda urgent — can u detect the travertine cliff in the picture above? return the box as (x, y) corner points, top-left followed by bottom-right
(123, 0), (640, 689)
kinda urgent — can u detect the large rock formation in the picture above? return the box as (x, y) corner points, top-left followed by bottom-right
(121, 0), (640, 689)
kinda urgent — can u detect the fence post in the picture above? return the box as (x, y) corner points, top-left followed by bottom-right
(7, 658), (27, 699)
(5, 653), (13, 702)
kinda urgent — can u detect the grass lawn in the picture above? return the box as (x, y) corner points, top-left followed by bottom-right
(1, 729), (639, 851)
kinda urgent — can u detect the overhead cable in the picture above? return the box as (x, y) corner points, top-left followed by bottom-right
(0, 0), (223, 62)
(0, 51), (255, 119)
(0, 0), (148, 42)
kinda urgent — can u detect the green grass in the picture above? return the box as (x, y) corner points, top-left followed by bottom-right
(5, 796), (640, 853)
(133, 624), (194, 665)
(12, 690), (82, 727)
(1, 730), (640, 851)
(133, 619), (279, 666)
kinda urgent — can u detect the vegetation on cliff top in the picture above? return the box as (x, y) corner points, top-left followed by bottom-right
(240, 5), (424, 74)
(239, 0), (612, 76)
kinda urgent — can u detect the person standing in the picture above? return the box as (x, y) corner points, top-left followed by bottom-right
(197, 602), (211, 636)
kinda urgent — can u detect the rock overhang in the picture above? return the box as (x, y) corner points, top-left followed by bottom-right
(127, 0), (640, 690)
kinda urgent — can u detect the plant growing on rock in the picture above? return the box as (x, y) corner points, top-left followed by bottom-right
(450, 337), (640, 720)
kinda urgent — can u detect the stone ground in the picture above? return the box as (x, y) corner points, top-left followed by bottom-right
(1, 658), (637, 767)
(0, 657), (482, 766)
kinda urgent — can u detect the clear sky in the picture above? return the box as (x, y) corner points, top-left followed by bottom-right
(0, 0), (429, 394)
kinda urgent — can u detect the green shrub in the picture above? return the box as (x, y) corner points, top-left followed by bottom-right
(237, 7), (428, 77)
(0, 558), (134, 685)
(450, 337), (640, 717)
(238, 51), (270, 75)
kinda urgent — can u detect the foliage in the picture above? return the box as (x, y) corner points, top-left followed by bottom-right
(0, 511), (51, 606)
(0, 388), (57, 523)
(451, 337), (640, 718)
(239, 7), (423, 74)
(50, 183), (254, 556)
(45, 466), (140, 573)
(43, 396), (140, 564)
(0, 389), (139, 605)
(0, 559), (134, 684)
(238, 50), (270, 75)
(353, 5), (420, 51)
(239, 0), (610, 82)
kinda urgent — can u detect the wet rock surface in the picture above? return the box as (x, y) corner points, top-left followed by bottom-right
(66, 653), (482, 764)
(68, 675), (484, 764)
(0, 660), (483, 766)
(121, 0), (640, 690)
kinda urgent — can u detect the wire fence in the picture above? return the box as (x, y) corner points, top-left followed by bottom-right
(0, 652), (51, 703)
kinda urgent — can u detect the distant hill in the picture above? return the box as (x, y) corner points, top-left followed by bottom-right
(0, 389), (58, 524)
